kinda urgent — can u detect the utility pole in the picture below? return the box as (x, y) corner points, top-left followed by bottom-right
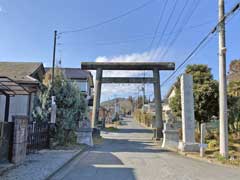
(218, 0), (228, 158)
(142, 84), (145, 106)
(51, 30), (57, 95)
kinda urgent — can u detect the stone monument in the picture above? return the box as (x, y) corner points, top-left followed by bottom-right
(162, 110), (179, 150)
(50, 96), (57, 124)
(178, 74), (199, 152)
(76, 117), (93, 146)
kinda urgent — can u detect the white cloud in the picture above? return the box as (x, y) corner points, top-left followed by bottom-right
(90, 48), (166, 102)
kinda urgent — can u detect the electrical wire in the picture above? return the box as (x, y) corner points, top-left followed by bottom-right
(160, 0), (200, 59)
(150, 0), (178, 60)
(161, 2), (240, 87)
(147, 0), (168, 51)
(59, 0), (157, 34)
(157, 0), (190, 59)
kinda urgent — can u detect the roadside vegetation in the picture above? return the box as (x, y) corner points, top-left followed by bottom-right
(134, 109), (154, 128)
(32, 68), (88, 147)
(169, 61), (240, 166)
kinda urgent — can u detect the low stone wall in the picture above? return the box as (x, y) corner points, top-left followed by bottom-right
(11, 116), (28, 164)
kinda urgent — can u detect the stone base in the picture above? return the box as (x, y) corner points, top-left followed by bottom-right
(162, 123), (179, 150)
(92, 128), (101, 137)
(76, 128), (93, 147)
(152, 128), (163, 141)
(162, 129), (179, 150)
(178, 141), (200, 152)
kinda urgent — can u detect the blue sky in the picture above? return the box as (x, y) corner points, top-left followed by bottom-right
(0, 0), (240, 101)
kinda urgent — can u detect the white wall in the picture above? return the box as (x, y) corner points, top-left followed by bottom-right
(9, 95), (29, 122)
(0, 95), (6, 122)
(0, 95), (29, 122)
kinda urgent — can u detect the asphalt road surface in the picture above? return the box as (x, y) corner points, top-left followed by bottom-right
(50, 117), (240, 180)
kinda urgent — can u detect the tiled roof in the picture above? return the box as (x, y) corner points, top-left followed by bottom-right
(62, 68), (92, 79)
(0, 62), (45, 84)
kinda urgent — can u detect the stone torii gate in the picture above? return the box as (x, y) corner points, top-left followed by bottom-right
(81, 62), (175, 139)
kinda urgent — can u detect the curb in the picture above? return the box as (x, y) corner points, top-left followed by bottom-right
(45, 145), (90, 180)
(178, 151), (240, 169)
(0, 163), (15, 176)
(162, 147), (240, 169)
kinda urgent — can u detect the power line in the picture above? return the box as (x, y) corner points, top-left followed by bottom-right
(162, 32), (214, 86)
(160, 0), (200, 59)
(60, 20), (214, 47)
(147, 0), (168, 51)
(161, 10), (239, 88)
(162, 34), (217, 88)
(157, 0), (190, 59)
(150, 0), (178, 60)
(161, 2), (240, 87)
(59, 0), (157, 34)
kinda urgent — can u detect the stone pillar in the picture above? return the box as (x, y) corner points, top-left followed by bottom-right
(92, 68), (102, 128)
(11, 116), (28, 164)
(178, 74), (199, 152)
(200, 123), (207, 157)
(153, 68), (163, 139)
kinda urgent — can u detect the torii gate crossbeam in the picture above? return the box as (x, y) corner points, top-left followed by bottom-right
(81, 62), (175, 139)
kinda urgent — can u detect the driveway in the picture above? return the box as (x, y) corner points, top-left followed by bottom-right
(50, 117), (240, 180)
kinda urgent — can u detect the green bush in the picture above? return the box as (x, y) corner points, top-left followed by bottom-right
(208, 139), (219, 149)
(33, 69), (88, 146)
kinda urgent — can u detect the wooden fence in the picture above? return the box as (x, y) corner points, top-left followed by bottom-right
(27, 122), (49, 154)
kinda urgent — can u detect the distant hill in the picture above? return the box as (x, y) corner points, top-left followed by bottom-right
(101, 98), (133, 114)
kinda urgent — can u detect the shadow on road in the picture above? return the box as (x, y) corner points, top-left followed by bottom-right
(96, 138), (168, 154)
(59, 151), (136, 180)
(109, 128), (153, 134)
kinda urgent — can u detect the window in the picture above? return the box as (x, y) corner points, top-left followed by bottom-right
(76, 81), (88, 92)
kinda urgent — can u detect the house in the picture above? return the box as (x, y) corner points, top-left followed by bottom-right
(45, 68), (94, 106)
(0, 62), (45, 122)
(162, 85), (177, 111)
(162, 82), (178, 120)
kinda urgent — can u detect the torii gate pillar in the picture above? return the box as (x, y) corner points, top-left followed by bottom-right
(92, 68), (102, 128)
(153, 68), (163, 139)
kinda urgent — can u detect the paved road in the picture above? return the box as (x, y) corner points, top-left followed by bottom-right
(51, 118), (240, 180)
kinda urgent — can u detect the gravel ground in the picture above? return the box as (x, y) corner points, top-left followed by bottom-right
(1, 148), (83, 180)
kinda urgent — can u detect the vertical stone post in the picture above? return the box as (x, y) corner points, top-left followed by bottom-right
(92, 68), (102, 128)
(153, 68), (163, 139)
(11, 116), (28, 164)
(200, 123), (206, 157)
(178, 74), (199, 152)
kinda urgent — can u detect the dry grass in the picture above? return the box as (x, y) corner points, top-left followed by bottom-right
(180, 133), (240, 167)
(93, 136), (104, 145)
(204, 134), (240, 166)
(104, 126), (119, 132)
